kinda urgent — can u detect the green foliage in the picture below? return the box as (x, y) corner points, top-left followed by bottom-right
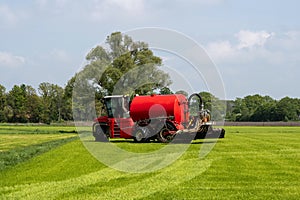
(84, 32), (170, 97)
(159, 87), (173, 95)
(80, 32), (170, 96)
(0, 126), (299, 199)
(228, 94), (300, 122)
(0, 85), (6, 122)
(1, 80), (300, 123)
(72, 32), (172, 120)
(175, 90), (188, 97)
(0, 82), (75, 123)
(276, 97), (300, 121)
(38, 82), (65, 123)
(6, 85), (26, 122)
(199, 91), (226, 121)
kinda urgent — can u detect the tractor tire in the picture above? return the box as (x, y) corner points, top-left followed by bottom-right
(219, 128), (225, 138)
(94, 124), (109, 142)
(157, 127), (173, 143)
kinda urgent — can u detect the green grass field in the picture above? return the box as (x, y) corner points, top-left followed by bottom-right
(0, 126), (299, 199)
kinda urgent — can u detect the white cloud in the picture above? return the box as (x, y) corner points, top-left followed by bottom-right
(207, 30), (300, 65)
(204, 30), (300, 99)
(206, 40), (236, 61)
(206, 30), (276, 64)
(0, 52), (25, 68)
(236, 30), (274, 49)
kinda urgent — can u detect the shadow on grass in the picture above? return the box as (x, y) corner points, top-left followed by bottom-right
(191, 140), (218, 144)
(84, 138), (220, 144)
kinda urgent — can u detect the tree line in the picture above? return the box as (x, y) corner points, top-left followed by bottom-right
(0, 82), (73, 124)
(1, 82), (299, 123)
(225, 94), (300, 122)
(164, 91), (300, 122)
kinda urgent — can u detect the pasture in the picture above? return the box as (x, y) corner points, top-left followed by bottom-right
(0, 125), (299, 199)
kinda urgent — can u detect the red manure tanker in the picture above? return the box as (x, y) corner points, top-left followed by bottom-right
(93, 93), (225, 142)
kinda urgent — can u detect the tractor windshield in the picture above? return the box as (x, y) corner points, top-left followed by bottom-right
(104, 96), (129, 118)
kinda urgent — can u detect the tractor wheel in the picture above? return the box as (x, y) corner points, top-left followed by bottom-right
(219, 128), (225, 138)
(94, 124), (108, 142)
(133, 127), (149, 143)
(157, 126), (174, 143)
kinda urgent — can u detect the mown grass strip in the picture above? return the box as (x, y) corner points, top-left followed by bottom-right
(0, 150), (212, 200)
(0, 140), (107, 187)
(0, 136), (78, 171)
(0, 134), (77, 152)
(0, 126), (79, 135)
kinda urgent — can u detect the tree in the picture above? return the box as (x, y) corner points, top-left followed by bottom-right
(38, 82), (64, 123)
(61, 76), (75, 121)
(276, 97), (300, 121)
(6, 85), (26, 122)
(225, 100), (236, 121)
(4, 84), (43, 123)
(250, 101), (277, 121)
(199, 91), (226, 121)
(226, 94), (300, 122)
(83, 31), (171, 96)
(72, 32), (172, 120)
(0, 84), (7, 122)
(25, 85), (42, 123)
(231, 94), (275, 121)
(175, 90), (188, 97)
(231, 97), (249, 121)
(159, 87), (173, 95)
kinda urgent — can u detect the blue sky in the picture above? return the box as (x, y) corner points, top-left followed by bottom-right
(0, 0), (299, 99)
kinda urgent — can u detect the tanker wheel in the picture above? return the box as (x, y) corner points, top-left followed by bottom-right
(94, 124), (108, 142)
(157, 126), (174, 143)
(133, 127), (149, 143)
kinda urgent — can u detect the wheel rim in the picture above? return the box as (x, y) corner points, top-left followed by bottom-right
(96, 126), (102, 135)
(159, 128), (172, 141)
(135, 130), (144, 142)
